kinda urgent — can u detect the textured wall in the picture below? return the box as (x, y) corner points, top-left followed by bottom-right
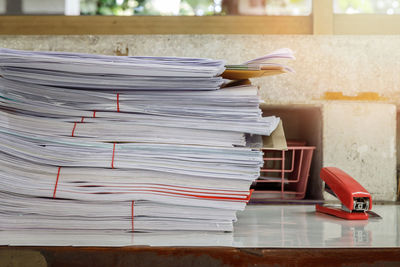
(0, 35), (398, 200)
(1, 35), (399, 103)
(323, 103), (397, 201)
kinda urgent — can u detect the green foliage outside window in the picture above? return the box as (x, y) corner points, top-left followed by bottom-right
(80, 0), (218, 16)
(334, 0), (400, 14)
(80, 0), (310, 16)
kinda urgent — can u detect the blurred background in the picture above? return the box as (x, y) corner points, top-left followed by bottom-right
(1, 0), (399, 16)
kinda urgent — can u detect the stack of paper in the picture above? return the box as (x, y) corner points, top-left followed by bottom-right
(0, 48), (225, 90)
(0, 48), (292, 232)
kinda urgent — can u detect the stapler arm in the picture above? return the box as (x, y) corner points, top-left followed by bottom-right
(316, 167), (372, 220)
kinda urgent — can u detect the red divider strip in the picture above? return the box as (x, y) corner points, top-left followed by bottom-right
(246, 189), (254, 203)
(71, 122), (78, 137)
(111, 143), (116, 169)
(53, 167), (62, 198)
(71, 117), (86, 137)
(117, 93), (120, 112)
(93, 110), (96, 118)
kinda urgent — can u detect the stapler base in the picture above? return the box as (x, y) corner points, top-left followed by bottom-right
(316, 204), (369, 220)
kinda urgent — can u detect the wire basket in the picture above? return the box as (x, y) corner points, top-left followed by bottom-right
(251, 141), (315, 200)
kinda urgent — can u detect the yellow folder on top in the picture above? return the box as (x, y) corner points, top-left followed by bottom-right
(221, 66), (286, 80)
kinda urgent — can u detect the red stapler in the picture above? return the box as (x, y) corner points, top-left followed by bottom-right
(316, 167), (372, 220)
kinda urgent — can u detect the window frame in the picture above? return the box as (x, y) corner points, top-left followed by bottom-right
(0, 15), (312, 35)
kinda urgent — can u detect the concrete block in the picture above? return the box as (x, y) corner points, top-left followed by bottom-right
(323, 102), (397, 201)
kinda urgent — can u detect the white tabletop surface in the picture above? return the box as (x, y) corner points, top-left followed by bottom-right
(1, 204), (399, 248)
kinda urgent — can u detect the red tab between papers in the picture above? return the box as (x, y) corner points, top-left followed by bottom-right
(117, 93), (120, 112)
(53, 167), (62, 198)
(111, 143), (116, 169)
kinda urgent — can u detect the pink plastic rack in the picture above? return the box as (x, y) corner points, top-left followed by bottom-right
(252, 141), (315, 200)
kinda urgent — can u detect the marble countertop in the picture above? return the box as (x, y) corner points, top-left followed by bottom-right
(1, 204), (398, 248)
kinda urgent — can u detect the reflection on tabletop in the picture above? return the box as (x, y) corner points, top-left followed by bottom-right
(1, 205), (398, 248)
